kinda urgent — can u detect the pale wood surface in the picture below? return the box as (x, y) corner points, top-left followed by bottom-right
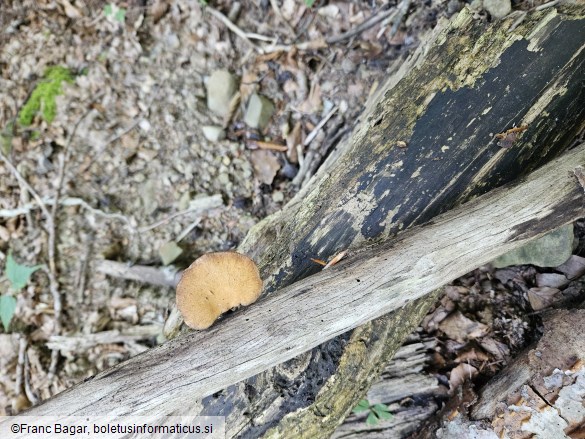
(8, 144), (584, 422)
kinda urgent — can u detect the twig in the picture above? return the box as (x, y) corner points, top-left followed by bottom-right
(137, 194), (223, 233)
(176, 218), (202, 243)
(326, 6), (397, 44)
(15, 336), (26, 400)
(269, 0), (297, 37)
(46, 326), (162, 352)
(0, 196), (131, 222)
(535, 0), (560, 11)
(95, 260), (180, 288)
(206, 7), (262, 53)
(304, 106), (337, 146)
(24, 349), (39, 406)
(381, 0), (411, 42)
(46, 104), (96, 380)
(0, 152), (52, 220)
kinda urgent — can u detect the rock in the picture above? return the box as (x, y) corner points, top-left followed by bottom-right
(483, 0), (511, 19)
(491, 224), (574, 268)
(201, 125), (226, 142)
(244, 94), (275, 130)
(206, 70), (238, 117)
(469, 0), (483, 11)
(272, 191), (284, 203)
(159, 241), (183, 266)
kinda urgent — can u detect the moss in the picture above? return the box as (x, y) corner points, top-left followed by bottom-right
(18, 66), (74, 126)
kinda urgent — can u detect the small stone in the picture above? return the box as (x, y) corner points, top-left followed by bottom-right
(491, 224), (574, 268)
(272, 191), (284, 203)
(134, 173), (146, 183)
(222, 155), (231, 166)
(201, 125), (226, 142)
(159, 241), (183, 266)
(483, 0), (511, 19)
(138, 119), (151, 132)
(341, 58), (355, 74)
(178, 192), (191, 210)
(218, 173), (230, 185)
(469, 0), (483, 10)
(244, 94), (275, 130)
(447, 0), (463, 15)
(206, 70), (238, 117)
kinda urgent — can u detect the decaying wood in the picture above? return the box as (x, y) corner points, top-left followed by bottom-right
(332, 334), (445, 439)
(7, 143), (585, 426)
(420, 308), (585, 438)
(11, 5), (585, 436)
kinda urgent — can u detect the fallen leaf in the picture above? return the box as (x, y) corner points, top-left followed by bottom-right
(286, 121), (302, 163)
(250, 150), (281, 185)
(438, 311), (489, 343)
(527, 287), (562, 311)
(456, 348), (490, 363)
(556, 255), (585, 280)
(480, 337), (510, 361)
(449, 363), (478, 392)
(150, 0), (169, 23)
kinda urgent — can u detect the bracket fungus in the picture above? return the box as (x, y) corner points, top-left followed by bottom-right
(176, 252), (263, 330)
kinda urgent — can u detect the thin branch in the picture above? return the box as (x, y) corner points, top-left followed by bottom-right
(0, 152), (52, 220)
(304, 106), (337, 147)
(0, 197), (130, 223)
(269, 0), (296, 37)
(206, 7), (261, 53)
(326, 6), (397, 44)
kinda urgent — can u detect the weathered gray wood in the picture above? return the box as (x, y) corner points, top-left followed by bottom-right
(333, 335), (444, 439)
(7, 144), (584, 423)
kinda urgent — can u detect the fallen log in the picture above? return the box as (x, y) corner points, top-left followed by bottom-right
(10, 5), (585, 437)
(5, 142), (584, 425)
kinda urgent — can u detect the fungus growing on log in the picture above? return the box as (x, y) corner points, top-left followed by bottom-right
(176, 252), (263, 329)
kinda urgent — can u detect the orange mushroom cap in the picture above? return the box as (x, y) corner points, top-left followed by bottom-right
(176, 252), (263, 330)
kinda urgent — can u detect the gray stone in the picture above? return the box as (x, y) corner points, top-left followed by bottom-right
(206, 70), (238, 117)
(244, 94), (275, 130)
(491, 224), (574, 268)
(159, 241), (183, 266)
(201, 125), (226, 142)
(483, 0), (511, 19)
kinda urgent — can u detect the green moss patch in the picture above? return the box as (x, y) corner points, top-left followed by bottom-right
(18, 66), (74, 126)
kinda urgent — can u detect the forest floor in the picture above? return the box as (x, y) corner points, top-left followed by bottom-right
(1, 0), (577, 436)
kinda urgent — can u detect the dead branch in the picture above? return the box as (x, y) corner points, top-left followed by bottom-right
(11, 144), (585, 419)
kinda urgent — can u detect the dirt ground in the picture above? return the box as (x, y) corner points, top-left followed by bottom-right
(0, 0), (568, 430)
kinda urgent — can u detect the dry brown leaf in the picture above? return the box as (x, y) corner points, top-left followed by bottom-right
(449, 363), (478, 392)
(556, 255), (585, 280)
(479, 337), (510, 361)
(251, 150), (281, 185)
(456, 348), (490, 364)
(527, 287), (562, 311)
(299, 82), (321, 114)
(535, 273), (569, 289)
(58, 0), (82, 19)
(438, 311), (489, 343)
(150, 0), (170, 23)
